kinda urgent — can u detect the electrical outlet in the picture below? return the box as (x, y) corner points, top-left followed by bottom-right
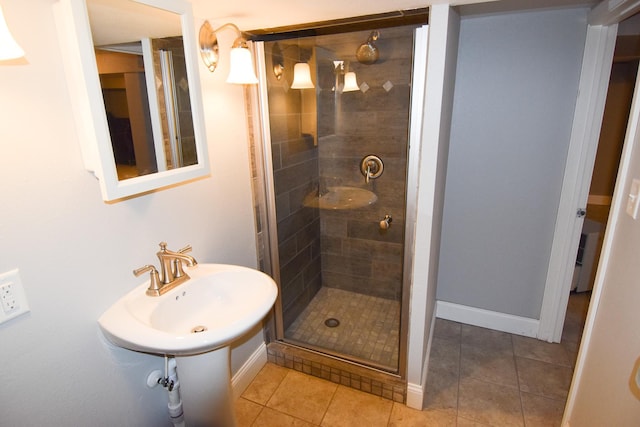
(0, 282), (19, 313)
(0, 269), (30, 324)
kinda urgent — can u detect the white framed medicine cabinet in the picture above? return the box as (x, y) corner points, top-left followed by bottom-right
(55, 0), (210, 202)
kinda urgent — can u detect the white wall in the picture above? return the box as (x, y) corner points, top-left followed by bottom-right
(565, 63), (640, 426)
(406, 5), (460, 409)
(0, 1), (263, 425)
(437, 8), (588, 319)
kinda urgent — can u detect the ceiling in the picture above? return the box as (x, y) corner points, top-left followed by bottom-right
(193, 0), (601, 31)
(87, 0), (606, 47)
(457, 0), (598, 16)
(88, 0), (182, 46)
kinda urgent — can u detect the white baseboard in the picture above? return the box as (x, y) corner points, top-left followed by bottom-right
(231, 342), (267, 400)
(406, 309), (437, 410)
(406, 383), (424, 409)
(436, 301), (539, 338)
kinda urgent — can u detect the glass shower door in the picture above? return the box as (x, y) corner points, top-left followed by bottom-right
(261, 25), (417, 373)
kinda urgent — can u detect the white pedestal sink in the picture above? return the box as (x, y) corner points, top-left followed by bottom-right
(98, 264), (278, 426)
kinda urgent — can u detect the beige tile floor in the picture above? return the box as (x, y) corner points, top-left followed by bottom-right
(236, 292), (590, 426)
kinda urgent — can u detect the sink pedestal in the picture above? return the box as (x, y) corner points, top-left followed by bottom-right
(176, 347), (236, 427)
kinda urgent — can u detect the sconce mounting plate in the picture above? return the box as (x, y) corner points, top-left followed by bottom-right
(199, 21), (219, 72)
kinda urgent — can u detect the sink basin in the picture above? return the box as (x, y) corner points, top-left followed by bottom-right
(304, 186), (378, 210)
(98, 264), (278, 356)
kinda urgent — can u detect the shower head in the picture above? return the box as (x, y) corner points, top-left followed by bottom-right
(356, 30), (380, 65)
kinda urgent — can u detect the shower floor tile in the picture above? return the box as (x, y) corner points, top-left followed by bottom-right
(285, 287), (400, 370)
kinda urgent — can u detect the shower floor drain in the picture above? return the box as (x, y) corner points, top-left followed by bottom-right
(324, 318), (340, 328)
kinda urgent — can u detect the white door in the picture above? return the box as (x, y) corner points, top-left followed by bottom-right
(538, 3), (640, 343)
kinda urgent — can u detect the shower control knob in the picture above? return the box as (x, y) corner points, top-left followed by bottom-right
(380, 214), (392, 230)
(361, 155), (384, 183)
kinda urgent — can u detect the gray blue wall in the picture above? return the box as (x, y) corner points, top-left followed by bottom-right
(437, 8), (589, 319)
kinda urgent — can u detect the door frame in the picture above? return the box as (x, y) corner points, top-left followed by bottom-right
(538, 0), (640, 343)
(563, 38), (640, 424)
(537, 23), (617, 342)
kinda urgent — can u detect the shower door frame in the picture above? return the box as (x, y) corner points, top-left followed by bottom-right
(252, 25), (427, 378)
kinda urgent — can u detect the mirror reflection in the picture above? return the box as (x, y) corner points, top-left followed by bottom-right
(87, 0), (198, 181)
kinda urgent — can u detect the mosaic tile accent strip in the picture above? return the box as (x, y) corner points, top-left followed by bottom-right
(267, 342), (406, 403)
(284, 287), (400, 370)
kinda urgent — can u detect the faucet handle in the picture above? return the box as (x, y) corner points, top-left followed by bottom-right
(177, 245), (192, 254)
(133, 264), (157, 277)
(173, 245), (194, 279)
(157, 242), (191, 254)
(133, 265), (162, 297)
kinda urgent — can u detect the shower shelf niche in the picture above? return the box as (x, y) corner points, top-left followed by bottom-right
(304, 186), (378, 210)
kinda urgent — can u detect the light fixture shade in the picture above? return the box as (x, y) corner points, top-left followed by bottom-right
(226, 47), (258, 84)
(0, 6), (24, 61)
(291, 63), (314, 89)
(343, 72), (360, 92)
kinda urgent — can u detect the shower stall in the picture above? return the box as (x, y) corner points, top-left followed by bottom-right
(248, 13), (429, 399)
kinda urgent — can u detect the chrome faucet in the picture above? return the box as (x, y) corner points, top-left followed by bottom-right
(134, 242), (198, 296)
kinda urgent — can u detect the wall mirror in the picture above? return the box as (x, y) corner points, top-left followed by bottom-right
(55, 0), (209, 201)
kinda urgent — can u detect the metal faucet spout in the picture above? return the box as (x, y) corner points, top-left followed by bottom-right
(157, 242), (198, 285)
(168, 252), (197, 266)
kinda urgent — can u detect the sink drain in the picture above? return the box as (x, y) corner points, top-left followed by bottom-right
(324, 318), (340, 328)
(191, 325), (207, 333)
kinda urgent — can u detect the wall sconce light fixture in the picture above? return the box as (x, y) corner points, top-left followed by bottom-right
(0, 6), (24, 61)
(342, 71), (360, 92)
(291, 63), (315, 89)
(272, 43), (284, 81)
(270, 43), (315, 89)
(333, 61), (359, 93)
(198, 21), (258, 84)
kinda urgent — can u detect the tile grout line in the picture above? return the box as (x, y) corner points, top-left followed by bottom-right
(384, 401), (394, 427)
(512, 333), (527, 427)
(511, 340), (575, 404)
(245, 368), (270, 427)
(255, 366), (290, 426)
(318, 380), (341, 426)
(455, 325), (462, 426)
